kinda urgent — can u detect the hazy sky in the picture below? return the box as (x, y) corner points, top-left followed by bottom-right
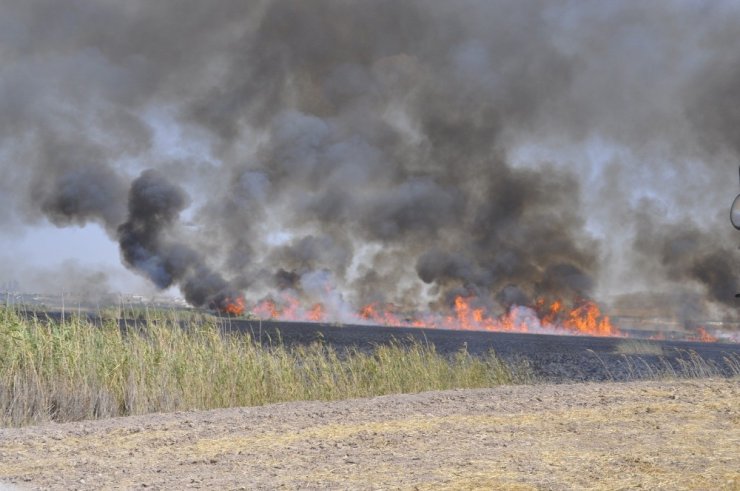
(0, 226), (166, 297)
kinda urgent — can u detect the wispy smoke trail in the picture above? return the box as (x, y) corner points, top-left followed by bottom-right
(1, 0), (739, 321)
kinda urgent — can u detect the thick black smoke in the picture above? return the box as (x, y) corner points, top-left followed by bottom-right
(117, 170), (238, 308)
(2, 1), (740, 323)
(118, 170), (190, 290)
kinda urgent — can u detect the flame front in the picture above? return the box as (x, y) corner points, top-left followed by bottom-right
(562, 299), (618, 336)
(440, 296), (619, 336)
(308, 303), (325, 322)
(220, 295), (246, 316)
(244, 292), (629, 338)
(253, 298), (280, 319)
(694, 326), (718, 343)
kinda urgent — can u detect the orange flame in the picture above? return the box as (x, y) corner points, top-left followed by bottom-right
(359, 303), (377, 319)
(358, 302), (403, 326)
(443, 296), (620, 336)
(562, 299), (618, 336)
(694, 326), (717, 343)
(253, 298), (279, 319)
(442, 297), (530, 332)
(281, 294), (300, 320)
(541, 300), (562, 326)
(248, 294), (622, 337)
(308, 303), (325, 322)
(236, 292), (729, 341)
(221, 296), (245, 316)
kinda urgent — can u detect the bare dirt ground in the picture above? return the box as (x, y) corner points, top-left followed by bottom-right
(1, 378), (738, 490)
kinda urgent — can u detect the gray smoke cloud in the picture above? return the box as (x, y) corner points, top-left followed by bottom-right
(117, 169), (239, 309)
(1, 0), (740, 322)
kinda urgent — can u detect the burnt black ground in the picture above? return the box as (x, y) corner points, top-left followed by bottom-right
(218, 319), (740, 382)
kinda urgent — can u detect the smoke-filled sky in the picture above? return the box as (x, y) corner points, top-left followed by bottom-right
(2, 0), (740, 320)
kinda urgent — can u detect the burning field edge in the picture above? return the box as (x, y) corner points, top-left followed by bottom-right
(219, 292), (736, 343)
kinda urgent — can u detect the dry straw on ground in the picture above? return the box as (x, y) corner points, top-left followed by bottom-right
(0, 378), (737, 489)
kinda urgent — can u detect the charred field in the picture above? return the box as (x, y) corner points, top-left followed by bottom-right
(221, 318), (740, 382)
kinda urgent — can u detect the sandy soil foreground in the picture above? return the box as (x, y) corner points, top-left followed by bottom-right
(0, 378), (738, 490)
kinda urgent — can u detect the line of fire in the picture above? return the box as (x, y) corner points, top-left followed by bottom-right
(193, 166), (740, 344)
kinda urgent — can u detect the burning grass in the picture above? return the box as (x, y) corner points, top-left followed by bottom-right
(247, 293), (624, 337)
(0, 307), (531, 428)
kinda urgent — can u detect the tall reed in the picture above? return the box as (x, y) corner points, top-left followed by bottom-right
(0, 307), (530, 427)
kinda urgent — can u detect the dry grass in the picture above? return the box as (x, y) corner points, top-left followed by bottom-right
(592, 344), (740, 382)
(614, 339), (740, 380)
(614, 339), (665, 356)
(0, 307), (531, 428)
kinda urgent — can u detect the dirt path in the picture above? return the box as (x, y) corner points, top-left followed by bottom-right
(1, 378), (738, 490)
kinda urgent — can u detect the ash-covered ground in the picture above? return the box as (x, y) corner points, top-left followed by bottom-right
(221, 318), (740, 382)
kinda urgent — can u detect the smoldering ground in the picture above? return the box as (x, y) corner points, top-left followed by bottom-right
(1, 0), (740, 324)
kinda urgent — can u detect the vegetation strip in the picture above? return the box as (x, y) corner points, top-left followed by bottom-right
(0, 308), (530, 427)
(3, 307), (738, 428)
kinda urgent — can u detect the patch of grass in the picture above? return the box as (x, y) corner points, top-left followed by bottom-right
(672, 349), (740, 379)
(614, 339), (665, 356)
(597, 346), (740, 381)
(0, 307), (531, 427)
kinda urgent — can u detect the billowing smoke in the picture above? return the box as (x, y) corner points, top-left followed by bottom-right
(1, 1), (740, 323)
(118, 170), (239, 309)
